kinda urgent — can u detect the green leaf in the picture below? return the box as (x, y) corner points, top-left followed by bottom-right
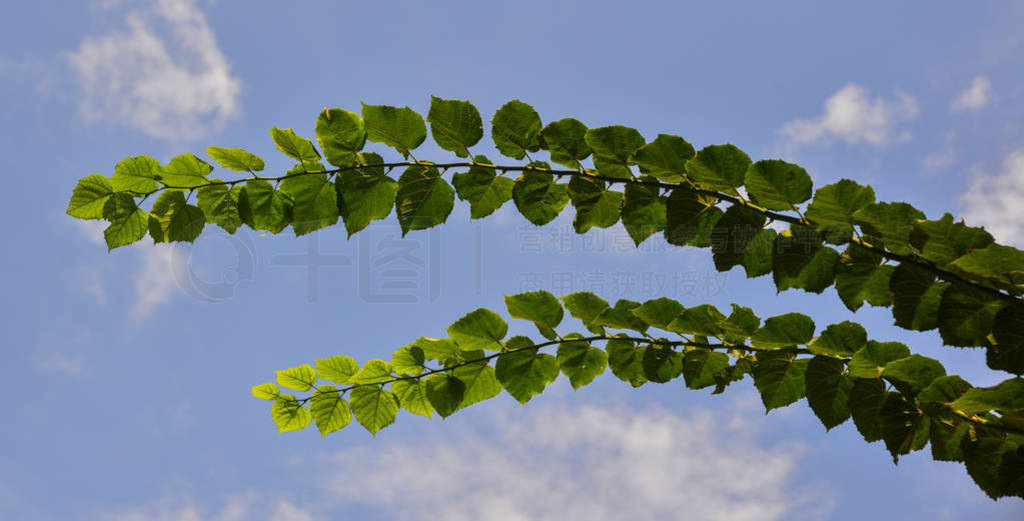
(963, 437), (1016, 499)
(594, 299), (649, 334)
(349, 386), (399, 435)
(642, 345), (684, 383)
(491, 100), (542, 159)
(664, 187), (721, 246)
(251, 382), (280, 400)
(541, 118), (591, 167)
(391, 345), (426, 376)
(949, 244), (1024, 289)
(918, 375), (973, 414)
(929, 416), (970, 463)
(711, 205), (766, 271)
(196, 181), (242, 234)
(951, 378), (1024, 414)
(740, 228), (777, 278)
(879, 392), (930, 462)
(805, 356), (852, 430)
(411, 337), (460, 363)
(682, 349), (729, 390)
(427, 96), (483, 158)
(111, 155), (161, 193)
(834, 245), (895, 311)
(240, 179), (292, 234)
(271, 395), (312, 433)
(335, 158), (398, 237)
(808, 321), (866, 358)
(720, 304), (761, 342)
(909, 213), (993, 268)
(883, 354), (946, 392)
(991, 304), (1024, 374)
(361, 103), (427, 158)
(750, 313), (815, 349)
(566, 176), (621, 233)
(804, 179), (876, 243)
(853, 202), (927, 255)
(446, 308), (508, 352)
(276, 364), (318, 391)
(310, 386), (351, 437)
(495, 343), (559, 403)
(890, 264), (948, 331)
(512, 169), (569, 226)
(848, 378), (887, 442)
(315, 108), (365, 167)
(206, 146), (265, 172)
(349, 359), (393, 385)
(560, 292), (611, 334)
(585, 125), (645, 179)
(395, 164), (455, 235)
(666, 304), (727, 337)
(67, 174), (114, 219)
(937, 286), (1006, 347)
(424, 373), (466, 418)
(772, 227), (838, 293)
(391, 379), (433, 418)
(752, 350), (808, 411)
(159, 153), (213, 188)
(848, 341), (911, 379)
(147, 190), (205, 243)
(269, 127), (320, 162)
(280, 172), (338, 236)
(453, 362), (502, 410)
(685, 144), (750, 195)
(621, 182), (666, 246)
(632, 134), (695, 183)
(102, 194), (148, 250)
(606, 338), (647, 387)
(315, 356), (358, 384)
(557, 338), (608, 389)
(744, 159), (813, 212)
(505, 290), (564, 339)
(452, 156), (514, 219)
(632, 297), (684, 330)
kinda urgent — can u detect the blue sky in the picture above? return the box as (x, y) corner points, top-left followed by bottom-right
(3, 0), (1024, 519)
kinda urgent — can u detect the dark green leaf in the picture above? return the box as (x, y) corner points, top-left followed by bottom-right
(949, 244), (1024, 289)
(336, 155), (398, 236)
(720, 304), (761, 342)
(951, 378), (1024, 414)
(196, 180), (242, 234)
(280, 172), (338, 236)
(631, 297), (684, 330)
(848, 341), (911, 379)
(711, 205), (766, 271)
(585, 126), (645, 179)
(567, 176), (621, 233)
(491, 100), (542, 159)
(513, 168), (569, 226)
(621, 182), (666, 245)
(594, 299), (649, 333)
(849, 378), (887, 442)
(806, 356), (853, 430)
(606, 338), (647, 387)
(642, 345), (684, 383)
(240, 179), (293, 234)
(666, 304), (726, 337)
(505, 290), (564, 339)
(685, 144), (750, 194)
(361, 103), (427, 158)
(909, 213), (993, 268)
(682, 348), (729, 390)
(772, 227), (838, 293)
(744, 159), (813, 211)
(752, 350), (808, 411)
(808, 321), (867, 358)
(453, 362), (502, 410)
(804, 179), (876, 244)
(147, 190), (205, 243)
(541, 118), (591, 167)
(882, 354), (946, 392)
(315, 108), (365, 167)
(632, 134), (695, 183)
(557, 338), (608, 389)
(853, 202), (926, 255)
(750, 313), (815, 349)
(424, 373), (466, 418)
(561, 292), (611, 334)
(495, 344), (559, 403)
(665, 187), (722, 247)
(991, 304), (1024, 374)
(834, 244), (895, 311)
(740, 228), (777, 278)
(890, 264), (948, 331)
(395, 164), (455, 235)
(427, 96), (483, 158)
(452, 156), (514, 219)
(937, 285), (1005, 347)
(879, 392), (930, 462)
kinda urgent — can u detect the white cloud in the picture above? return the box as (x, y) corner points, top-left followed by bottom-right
(317, 404), (823, 521)
(130, 244), (190, 324)
(951, 76), (992, 112)
(35, 352), (87, 377)
(924, 150), (956, 170)
(779, 84), (918, 147)
(962, 148), (1024, 246)
(99, 494), (307, 521)
(67, 0), (241, 141)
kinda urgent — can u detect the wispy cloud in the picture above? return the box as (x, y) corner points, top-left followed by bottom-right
(66, 0), (241, 141)
(130, 244), (190, 324)
(35, 352), (88, 377)
(98, 493), (314, 521)
(778, 84), (918, 148)
(962, 148), (1024, 246)
(951, 76), (992, 112)
(316, 404), (822, 521)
